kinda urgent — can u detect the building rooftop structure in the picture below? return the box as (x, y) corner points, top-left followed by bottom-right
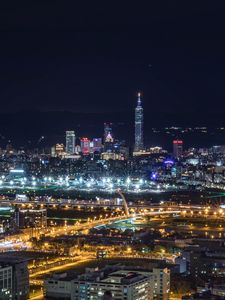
(0, 255), (30, 264)
(44, 265), (170, 300)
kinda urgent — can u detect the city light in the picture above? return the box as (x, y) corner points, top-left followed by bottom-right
(0, 6), (224, 300)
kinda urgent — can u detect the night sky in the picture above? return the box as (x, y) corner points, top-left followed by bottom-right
(0, 2), (225, 113)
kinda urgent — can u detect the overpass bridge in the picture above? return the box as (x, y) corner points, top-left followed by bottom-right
(0, 199), (204, 211)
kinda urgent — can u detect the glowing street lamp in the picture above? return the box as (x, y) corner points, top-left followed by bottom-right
(86, 182), (91, 188)
(139, 179), (143, 185)
(126, 177), (131, 185)
(109, 183), (114, 189)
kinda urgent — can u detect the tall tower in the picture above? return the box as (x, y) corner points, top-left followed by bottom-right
(104, 123), (114, 152)
(134, 92), (144, 151)
(104, 123), (113, 143)
(173, 140), (183, 159)
(66, 131), (75, 154)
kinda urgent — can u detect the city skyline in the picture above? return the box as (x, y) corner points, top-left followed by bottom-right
(0, 4), (225, 300)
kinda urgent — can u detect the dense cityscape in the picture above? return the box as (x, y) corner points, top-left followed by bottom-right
(1, 2), (225, 300)
(0, 92), (224, 300)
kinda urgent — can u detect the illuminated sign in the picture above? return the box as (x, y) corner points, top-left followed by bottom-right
(164, 160), (174, 164)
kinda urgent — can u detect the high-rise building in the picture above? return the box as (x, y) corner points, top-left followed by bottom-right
(134, 93), (144, 151)
(104, 123), (114, 152)
(173, 140), (183, 158)
(92, 138), (102, 152)
(51, 144), (65, 157)
(104, 123), (113, 143)
(80, 138), (90, 155)
(66, 131), (75, 154)
(0, 265), (12, 299)
(55, 143), (65, 156)
(0, 256), (29, 300)
(151, 268), (170, 300)
(14, 208), (47, 229)
(74, 145), (81, 154)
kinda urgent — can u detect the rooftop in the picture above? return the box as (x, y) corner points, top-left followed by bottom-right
(47, 266), (152, 285)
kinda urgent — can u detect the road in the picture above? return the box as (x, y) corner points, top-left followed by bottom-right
(0, 207), (183, 251)
(30, 255), (94, 278)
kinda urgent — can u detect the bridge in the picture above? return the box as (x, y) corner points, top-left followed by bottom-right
(0, 198), (205, 212)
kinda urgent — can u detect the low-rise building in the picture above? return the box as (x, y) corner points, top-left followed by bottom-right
(44, 266), (170, 300)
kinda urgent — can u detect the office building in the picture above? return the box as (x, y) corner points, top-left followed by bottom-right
(134, 92), (144, 152)
(44, 266), (170, 300)
(45, 268), (152, 300)
(74, 145), (81, 154)
(92, 138), (102, 153)
(104, 123), (113, 143)
(173, 140), (183, 158)
(0, 265), (12, 299)
(104, 123), (114, 152)
(55, 143), (65, 156)
(80, 138), (90, 155)
(151, 268), (170, 300)
(101, 152), (124, 160)
(0, 256), (29, 300)
(66, 131), (75, 154)
(14, 208), (47, 229)
(51, 143), (65, 157)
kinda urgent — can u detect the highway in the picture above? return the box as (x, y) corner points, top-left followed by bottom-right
(2, 198), (207, 211)
(0, 215), (131, 249)
(1, 200), (225, 251)
(0, 206), (184, 251)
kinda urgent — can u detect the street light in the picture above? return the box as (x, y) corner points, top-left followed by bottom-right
(109, 183), (113, 189)
(135, 184), (140, 190)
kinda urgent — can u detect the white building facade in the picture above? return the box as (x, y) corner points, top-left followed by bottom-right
(44, 267), (170, 300)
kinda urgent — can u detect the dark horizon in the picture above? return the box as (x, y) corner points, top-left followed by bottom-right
(0, 110), (225, 150)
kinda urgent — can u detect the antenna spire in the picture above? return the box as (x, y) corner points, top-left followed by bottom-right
(137, 92), (141, 106)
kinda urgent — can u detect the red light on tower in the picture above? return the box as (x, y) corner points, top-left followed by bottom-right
(173, 140), (183, 145)
(173, 140), (183, 158)
(80, 137), (90, 155)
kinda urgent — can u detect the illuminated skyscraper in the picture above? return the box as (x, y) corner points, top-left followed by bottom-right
(104, 123), (113, 143)
(66, 131), (75, 154)
(134, 92), (144, 151)
(92, 138), (102, 152)
(104, 123), (114, 152)
(80, 137), (90, 155)
(173, 140), (183, 158)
